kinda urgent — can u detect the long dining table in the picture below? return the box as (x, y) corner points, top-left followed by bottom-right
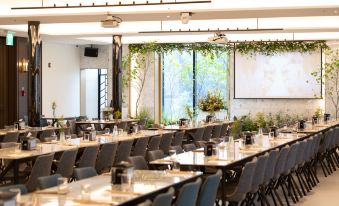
(0, 126), (59, 136)
(20, 170), (202, 206)
(0, 130), (174, 184)
(150, 120), (339, 206)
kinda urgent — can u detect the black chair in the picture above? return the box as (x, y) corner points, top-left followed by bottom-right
(159, 133), (173, 155)
(96, 142), (118, 174)
(172, 131), (184, 146)
(37, 174), (62, 190)
(77, 145), (100, 168)
(144, 187), (174, 206)
(211, 125), (222, 139)
(25, 153), (55, 192)
(174, 178), (202, 206)
(132, 137), (150, 157)
(147, 150), (165, 162)
(183, 144), (196, 152)
(114, 140), (134, 165)
(2, 132), (19, 143)
(148, 135), (162, 151)
(0, 184), (28, 194)
(202, 126), (214, 142)
(197, 170), (222, 206)
(55, 148), (78, 179)
(128, 156), (149, 170)
(74, 167), (97, 180)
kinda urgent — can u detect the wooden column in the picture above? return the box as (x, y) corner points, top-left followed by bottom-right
(112, 35), (122, 113)
(28, 21), (42, 126)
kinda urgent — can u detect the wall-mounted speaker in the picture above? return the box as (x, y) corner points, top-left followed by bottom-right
(84, 47), (98, 57)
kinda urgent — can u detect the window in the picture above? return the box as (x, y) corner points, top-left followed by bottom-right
(162, 50), (229, 123)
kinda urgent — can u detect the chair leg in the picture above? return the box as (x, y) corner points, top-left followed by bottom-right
(280, 182), (291, 206)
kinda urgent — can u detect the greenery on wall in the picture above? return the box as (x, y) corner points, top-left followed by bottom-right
(128, 40), (329, 57)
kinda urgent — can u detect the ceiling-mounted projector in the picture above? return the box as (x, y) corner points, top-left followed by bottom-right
(208, 33), (228, 43)
(101, 15), (122, 28)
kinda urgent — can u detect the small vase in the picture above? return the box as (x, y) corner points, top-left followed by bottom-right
(60, 131), (65, 144)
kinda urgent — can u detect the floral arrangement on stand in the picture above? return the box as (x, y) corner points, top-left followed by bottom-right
(102, 107), (114, 120)
(198, 91), (226, 116)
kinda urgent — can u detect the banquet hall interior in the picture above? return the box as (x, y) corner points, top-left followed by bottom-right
(0, 0), (339, 205)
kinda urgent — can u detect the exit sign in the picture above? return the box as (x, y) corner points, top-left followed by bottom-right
(6, 31), (14, 46)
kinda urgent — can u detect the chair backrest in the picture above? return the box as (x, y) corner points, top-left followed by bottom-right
(263, 149), (279, 184)
(148, 135), (162, 151)
(191, 128), (205, 142)
(197, 170), (222, 206)
(0, 142), (17, 149)
(25, 153), (54, 192)
(37, 174), (62, 190)
(170, 145), (184, 154)
(183, 144), (196, 152)
(304, 137), (314, 162)
(211, 125), (222, 139)
(147, 150), (165, 162)
(95, 142), (118, 174)
(172, 131), (184, 146)
(319, 129), (333, 153)
(175, 178), (202, 206)
(3, 132), (19, 142)
(133, 137), (150, 157)
(39, 129), (55, 140)
(219, 124), (228, 137)
(0, 184), (28, 194)
(128, 156), (149, 170)
(250, 153), (269, 192)
(202, 126), (214, 142)
(159, 133), (173, 154)
(114, 140), (134, 165)
(273, 146), (290, 179)
(151, 187), (174, 206)
(66, 119), (77, 134)
(295, 140), (307, 166)
(283, 142), (300, 174)
(78, 145), (100, 168)
(74, 167), (97, 180)
(231, 158), (257, 201)
(56, 148), (78, 178)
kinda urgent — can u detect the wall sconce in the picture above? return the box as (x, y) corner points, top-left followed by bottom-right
(18, 58), (29, 72)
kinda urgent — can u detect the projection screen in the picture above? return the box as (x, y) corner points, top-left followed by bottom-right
(234, 51), (322, 99)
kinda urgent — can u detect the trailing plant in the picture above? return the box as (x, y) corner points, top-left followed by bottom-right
(311, 49), (339, 119)
(235, 40), (329, 56)
(128, 40), (329, 57)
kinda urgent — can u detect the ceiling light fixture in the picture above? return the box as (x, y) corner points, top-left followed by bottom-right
(11, 0), (211, 10)
(208, 32), (228, 43)
(101, 15), (122, 28)
(139, 27), (283, 34)
(180, 12), (192, 24)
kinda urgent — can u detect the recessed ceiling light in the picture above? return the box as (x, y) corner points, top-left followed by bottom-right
(166, 15), (170, 18)
(334, 10), (338, 14)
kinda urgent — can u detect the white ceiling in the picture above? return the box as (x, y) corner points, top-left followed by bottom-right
(0, 0), (339, 44)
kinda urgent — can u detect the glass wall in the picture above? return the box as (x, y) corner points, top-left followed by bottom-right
(162, 51), (229, 123)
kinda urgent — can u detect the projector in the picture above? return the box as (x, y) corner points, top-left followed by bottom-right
(208, 35), (228, 43)
(101, 15), (122, 28)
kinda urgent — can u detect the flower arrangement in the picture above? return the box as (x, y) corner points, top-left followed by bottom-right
(184, 105), (194, 120)
(198, 91), (226, 113)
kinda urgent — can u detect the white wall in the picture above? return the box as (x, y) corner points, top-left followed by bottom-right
(42, 42), (81, 117)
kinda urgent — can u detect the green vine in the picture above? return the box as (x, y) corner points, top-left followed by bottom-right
(235, 40), (329, 56)
(128, 40), (329, 56)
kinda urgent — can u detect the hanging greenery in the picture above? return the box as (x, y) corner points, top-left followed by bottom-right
(128, 42), (231, 58)
(128, 40), (329, 56)
(235, 40), (329, 56)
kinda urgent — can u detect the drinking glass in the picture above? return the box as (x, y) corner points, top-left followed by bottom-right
(113, 125), (118, 136)
(81, 184), (91, 200)
(57, 177), (68, 194)
(118, 129), (123, 135)
(120, 173), (132, 191)
(168, 149), (176, 159)
(104, 128), (110, 134)
(65, 135), (71, 143)
(14, 143), (21, 153)
(14, 124), (19, 131)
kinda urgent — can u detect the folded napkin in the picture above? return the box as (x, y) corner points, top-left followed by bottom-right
(165, 170), (194, 175)
(106, 189), (141, 195)
(72, 198), (117, 205)
(35, 189), (69, 195)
